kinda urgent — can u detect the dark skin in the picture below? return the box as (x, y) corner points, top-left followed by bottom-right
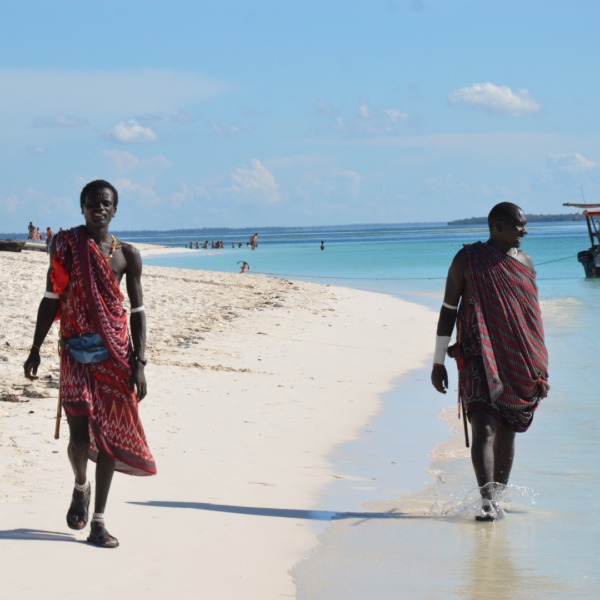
(431, 208), (534, 514)
(23, 188), (147, 530)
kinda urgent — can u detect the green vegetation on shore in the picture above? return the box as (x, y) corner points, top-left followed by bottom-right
(448, 213), (580, 226)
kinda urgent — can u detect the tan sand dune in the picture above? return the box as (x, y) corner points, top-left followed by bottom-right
(0, 248), (435, 599)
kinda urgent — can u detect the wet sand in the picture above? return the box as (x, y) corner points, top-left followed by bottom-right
(0, 247), (435, 599)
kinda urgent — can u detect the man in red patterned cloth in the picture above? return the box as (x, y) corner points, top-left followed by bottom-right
(431, 202), (549, 521)
(24, 180), (156, 548)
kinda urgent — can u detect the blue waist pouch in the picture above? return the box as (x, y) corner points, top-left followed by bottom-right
(66, 333), (111, 364)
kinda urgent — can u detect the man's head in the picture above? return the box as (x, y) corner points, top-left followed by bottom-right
(80, 180), (118, 228)
(488, 202), (528, 249)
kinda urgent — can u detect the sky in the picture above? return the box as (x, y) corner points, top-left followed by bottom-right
(1, 0), (599, 232)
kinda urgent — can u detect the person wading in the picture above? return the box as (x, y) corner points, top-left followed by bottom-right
(24, 180), (156, 547)
(431, 202), (549, 521)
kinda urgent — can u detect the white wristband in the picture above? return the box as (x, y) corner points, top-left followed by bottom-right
(442, 302), (458, 310)
(131, 305), (145, 314)
(43, 291), (60, 300)
(433, 335), (451, 365)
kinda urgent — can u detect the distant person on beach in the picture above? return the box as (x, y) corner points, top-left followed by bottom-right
(45, 227), (53, 254)
(232, 242), (236, 248)
(238, 243), (242, 248)
(195, 242), (200, 249)
(250, 233), (258, 250)
(431, 202), (549, 521)
(320, 241), (325, 250)
(24, 179), (156, 548)
(28, 222), (34, 239)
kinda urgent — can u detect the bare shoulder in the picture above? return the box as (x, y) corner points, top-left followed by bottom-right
(119, 241), (143, 272)
(119, 240), (141, 260)
(450, 246), (469, 271)
(516, 250), (535, 273)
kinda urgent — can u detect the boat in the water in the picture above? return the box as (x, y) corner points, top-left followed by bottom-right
(563, 202), (600, 277)
(0, 239), (26, 253)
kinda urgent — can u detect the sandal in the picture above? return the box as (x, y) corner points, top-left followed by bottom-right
(87, 522), (119, 548)
(66, 481), (92, 531)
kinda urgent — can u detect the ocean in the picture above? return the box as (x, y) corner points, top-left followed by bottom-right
(137, 221), (598, 599)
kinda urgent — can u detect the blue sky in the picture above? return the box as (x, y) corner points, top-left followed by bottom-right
(1, 0), (599, 231)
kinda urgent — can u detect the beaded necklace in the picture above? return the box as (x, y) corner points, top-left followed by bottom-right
(105, 236), (117, 262)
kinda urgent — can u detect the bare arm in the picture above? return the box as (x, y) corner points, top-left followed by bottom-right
(431, 249), (468, 394)
(123, 245), (147, 401)
(24, 236), (60, 380)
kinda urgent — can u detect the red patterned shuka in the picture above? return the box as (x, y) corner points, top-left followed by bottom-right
(459, 242), (549, 432)
(55, 226), (156, 476)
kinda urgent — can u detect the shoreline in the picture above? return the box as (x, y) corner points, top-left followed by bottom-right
(0, 249), (436, 599)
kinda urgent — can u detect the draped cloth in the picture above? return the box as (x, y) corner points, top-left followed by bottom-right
(459, 242), (549, 432)
(55, 226), (156, 476)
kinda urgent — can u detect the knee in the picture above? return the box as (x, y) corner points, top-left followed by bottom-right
(69, 436), (90, 453)
(472, 424), (495, 444)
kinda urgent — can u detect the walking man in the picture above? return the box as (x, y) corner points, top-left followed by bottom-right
(24, 180), (156, 547)
(431, 202), (549, 520)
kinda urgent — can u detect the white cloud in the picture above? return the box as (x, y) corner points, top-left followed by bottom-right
(210, 159), (280, 204)
(100, 150), (172, 181)
(3, 194), (19, 214)
(171, 111), (196, 123)
(448, 83), (540, 116)
(312, 98), (337, 116)
(115, 179), (160, 206)
(533, 152), (600, 192)
(107, 120), (158, 144)
(27, 146), (47, 154)
(314, 96), (411, 136)
(314, 168), (361, 198)
(209, 120), (252, 135)
(0, 69), (228, 116)
(240, 106), (269, 117)
(33, 115), (89, 128)
(425, 174), (470, 195)
(546, 152), (596, 174)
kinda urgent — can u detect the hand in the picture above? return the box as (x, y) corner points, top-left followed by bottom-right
(431, 365), (448, 394)
(129, 362), (147, 401)
(24, 348), (41, 381)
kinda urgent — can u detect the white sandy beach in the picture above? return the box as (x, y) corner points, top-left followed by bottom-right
(0, 247), (435, 599)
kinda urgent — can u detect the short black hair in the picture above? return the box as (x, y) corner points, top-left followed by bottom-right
(80, 180), (119, 208)
(487, 202), (523, 229)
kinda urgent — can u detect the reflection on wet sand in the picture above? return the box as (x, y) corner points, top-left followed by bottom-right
(455, 521), (567, 600)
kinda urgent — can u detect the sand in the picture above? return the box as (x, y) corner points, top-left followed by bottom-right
(0, 246), (435, 599)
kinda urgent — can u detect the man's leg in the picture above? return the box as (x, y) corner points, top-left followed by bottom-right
(66, 415), (91, 529)
(94, 451), (115, 515)
(493, 421), (516, 486)
(67, 415), (90, 486)
(470, 410), (497, 501)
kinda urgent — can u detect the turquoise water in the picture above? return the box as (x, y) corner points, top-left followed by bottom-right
(143, 222), (599, 598)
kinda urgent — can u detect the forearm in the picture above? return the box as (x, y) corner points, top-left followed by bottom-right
(32, 298), (60, 348)
(130, 312), (146, 357)
(436, 306), (458, 337)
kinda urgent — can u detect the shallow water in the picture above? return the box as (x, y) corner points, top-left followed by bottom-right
(143, 222), (599, 598)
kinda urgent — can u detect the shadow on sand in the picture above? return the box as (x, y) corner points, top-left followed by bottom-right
(0, 528), (77, 542)
(128, 501), (419, 523)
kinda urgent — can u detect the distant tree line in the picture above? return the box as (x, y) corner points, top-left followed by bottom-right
(448, 213), (580, 226)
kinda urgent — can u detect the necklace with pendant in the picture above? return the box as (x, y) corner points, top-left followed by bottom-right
(105, 236), (117, 262)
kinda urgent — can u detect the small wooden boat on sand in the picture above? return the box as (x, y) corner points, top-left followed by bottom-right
(0, 239), (26, 253)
